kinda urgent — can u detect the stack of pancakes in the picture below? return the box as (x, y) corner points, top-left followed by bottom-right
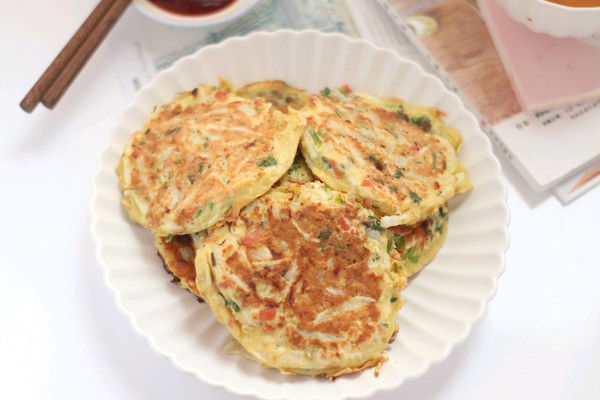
(117, 80), (471, 377)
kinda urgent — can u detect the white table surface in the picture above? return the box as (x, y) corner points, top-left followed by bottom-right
(2, 2), (599, 399)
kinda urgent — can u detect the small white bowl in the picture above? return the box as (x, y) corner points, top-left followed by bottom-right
(493, 0), (600, 38)
(133, 0), (260, 27)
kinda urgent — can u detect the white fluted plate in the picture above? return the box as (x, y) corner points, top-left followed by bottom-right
(91, 30), (509, 400)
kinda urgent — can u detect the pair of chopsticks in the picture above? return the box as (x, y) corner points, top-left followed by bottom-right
(20, 0), (131, 113)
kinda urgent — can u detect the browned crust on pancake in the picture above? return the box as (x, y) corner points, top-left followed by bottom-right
(157, 235), (203, 299)
(233, 201), (381, 350)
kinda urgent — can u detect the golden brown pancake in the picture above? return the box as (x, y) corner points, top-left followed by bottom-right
(195, 181), (406, 376)
(299, 92), (471, 227)
(117, 83), (304, 236)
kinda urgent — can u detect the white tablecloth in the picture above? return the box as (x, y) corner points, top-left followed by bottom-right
(2, 2), (599, 399)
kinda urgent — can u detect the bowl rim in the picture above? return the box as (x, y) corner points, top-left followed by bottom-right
(133, 0), (261, 27)
(91, 29), (510, 400)
(533, 0), (600, 10)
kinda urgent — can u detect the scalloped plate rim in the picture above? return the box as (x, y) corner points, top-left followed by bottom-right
(91, 29), (510, 400)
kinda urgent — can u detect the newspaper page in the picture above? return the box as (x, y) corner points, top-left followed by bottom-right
(378, 0), (600, 201)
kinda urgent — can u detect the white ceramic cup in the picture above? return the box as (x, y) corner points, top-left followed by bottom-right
(493, 0), (600, 38)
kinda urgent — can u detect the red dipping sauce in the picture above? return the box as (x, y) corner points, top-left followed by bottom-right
(148, 0), (237, 16)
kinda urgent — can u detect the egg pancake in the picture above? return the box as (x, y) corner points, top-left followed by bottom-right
(195, 182), (406, 377)
(299, 93), (471, 227)
(386, 205), (448, 277)
(236, 80), (309, 113)
(117, 84), (304, 236)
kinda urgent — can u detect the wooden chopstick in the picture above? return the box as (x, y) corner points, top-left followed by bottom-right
(19, 0), (115, 113)
(41, 0), (132, 110)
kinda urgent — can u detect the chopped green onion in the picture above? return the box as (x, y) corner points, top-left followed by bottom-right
(402, 247), (419, 263)
(392, 234), (405, 250)
(165, 127), (181, 135)
(394, 168), (405, 178)
(320, 87), (331, 97)
(335, 109), (343, 118)
(409, 190), (422, 203)
(288, 162), (299, 174)
(165, 234), (175, 243)
(219, 293), (240, 312)
(390, 297), (398, 303)
(396, 111), (409, 121)
(257, 156), (277, 167)
(363, 216), (384, 232)
(318, 229), (333, 241)
(410, 116), (432, 132)
(226, 299), (240, 312)
(308, 128), (322, 146)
